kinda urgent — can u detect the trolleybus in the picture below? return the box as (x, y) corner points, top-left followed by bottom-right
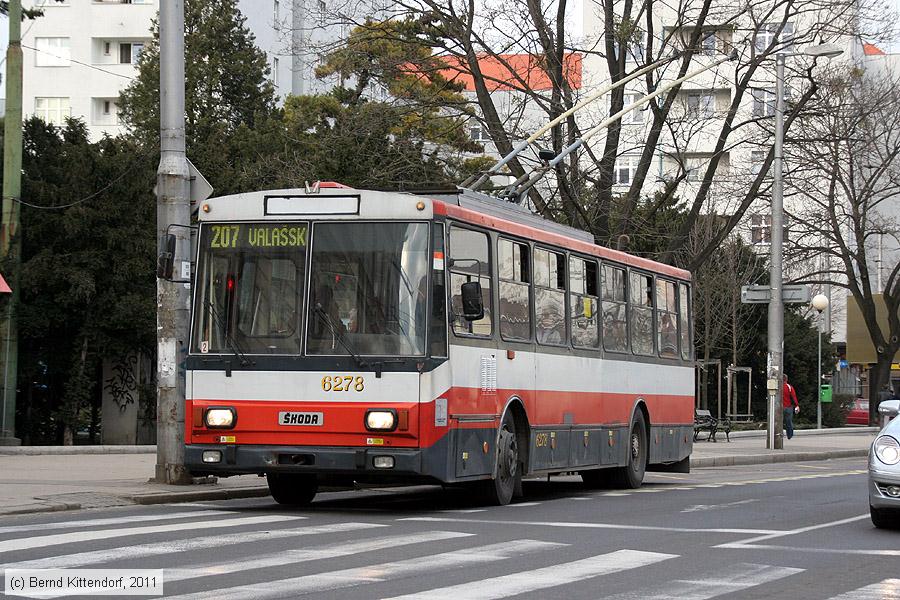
(182, 184), (695, 505)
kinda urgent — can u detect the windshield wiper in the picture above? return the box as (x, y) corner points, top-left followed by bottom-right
(204, 299), (254, 370)
(312, 304), (369, 370)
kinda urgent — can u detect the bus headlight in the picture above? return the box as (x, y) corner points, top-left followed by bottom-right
(874, 435), (900, 465)
(365, 410), (397, 432)
(205, 407), (237, 429)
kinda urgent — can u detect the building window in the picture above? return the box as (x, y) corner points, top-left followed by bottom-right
(686, 92), (715, 118)
(103, 41), (111, 55)
(615, 155), (639, 185)
(469, 122), (490, 142)
(621, 32), (646, 63)
(35, 37), (70, 67)
(750, 214), (788, 244)
(119, 42), (144, 65)
(273, 57), (279, 86)
(755, 22), (794, 53)
(684, 156), (706, 182)
(34, 97), (70, 126)
(616, 93), (645, 124)
(752, 88), (776, 118)
(700, 32), (718, 56)
(750, 150), (767, 175)
(274, 0), (280, 22)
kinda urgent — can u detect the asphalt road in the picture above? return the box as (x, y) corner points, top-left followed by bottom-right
(1, 457), (898, 599)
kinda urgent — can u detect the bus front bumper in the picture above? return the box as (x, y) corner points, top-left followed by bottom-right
(185, 444), (427, 478)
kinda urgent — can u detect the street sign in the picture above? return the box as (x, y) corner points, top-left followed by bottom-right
(187, 157), (213, 205)
(740, 284), (810, 304)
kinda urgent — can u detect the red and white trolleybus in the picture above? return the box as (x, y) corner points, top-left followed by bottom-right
(184, 184), (695, 505)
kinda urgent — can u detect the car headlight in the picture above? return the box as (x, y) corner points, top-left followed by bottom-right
(365, 409), (397, 431)
(205, 407), (236, 429)
(874, 435), (900, 465)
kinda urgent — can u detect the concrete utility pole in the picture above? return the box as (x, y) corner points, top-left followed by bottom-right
(767, 53), (787, 450)
(0, 0), (23, 446)
(155, 0), (192, 484)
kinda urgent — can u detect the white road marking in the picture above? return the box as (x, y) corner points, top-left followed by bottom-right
(162, 539), (563, 600)
(824, 578), (900, 599)
(0, 510), (235, 535)
(714, 543), (900, 557)
(165, 531), (472, 583)
(681, 499), (759, 513)
(438, 509), (487, 513)
(600, 562), (803, 600)
(720, 514), (870, 547)
(505, 502), (541, 507)
(0, 515), (306, 554)
(1, 522), (383, 570)
(603, 492), (631, 497)
(383, 549), (676, 600)
(397, 516), (778, 535)
(568, 497), (592, 501)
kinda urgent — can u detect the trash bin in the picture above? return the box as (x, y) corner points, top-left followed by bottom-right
(820, 384), (833, 404)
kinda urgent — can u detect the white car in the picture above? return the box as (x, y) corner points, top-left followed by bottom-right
(869, 399), (900, 529)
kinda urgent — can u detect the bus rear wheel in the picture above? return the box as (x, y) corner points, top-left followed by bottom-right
(267, 472), (318, 506)
(483, 413), (520, 506)
(611, 411), (647, 489)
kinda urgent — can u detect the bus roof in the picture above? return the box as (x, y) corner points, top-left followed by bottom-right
(425, 188), (691, 281)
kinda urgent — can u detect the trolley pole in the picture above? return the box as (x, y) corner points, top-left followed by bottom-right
(0, 0), (24, 446)
(155, 0), (192, 483)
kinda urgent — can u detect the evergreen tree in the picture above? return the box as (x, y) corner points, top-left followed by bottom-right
(118, 0), (276, 195)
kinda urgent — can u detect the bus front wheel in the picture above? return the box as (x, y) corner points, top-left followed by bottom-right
(611, 411), (647, 489)
(267, 472), (318, 506)
(483, 413), (520, 505)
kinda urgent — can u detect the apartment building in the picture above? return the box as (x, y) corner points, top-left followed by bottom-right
(20, 0), (356, 139)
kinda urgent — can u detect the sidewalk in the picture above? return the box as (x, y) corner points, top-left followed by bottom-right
(0, 428), (878, 517)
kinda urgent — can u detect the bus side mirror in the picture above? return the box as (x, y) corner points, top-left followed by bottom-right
(461, 281), (484, 321)
(156, 233), (176, 280)
(879, 400), (900, 419)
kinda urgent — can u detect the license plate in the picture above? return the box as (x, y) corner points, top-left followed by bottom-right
(278, 411), (324, 426)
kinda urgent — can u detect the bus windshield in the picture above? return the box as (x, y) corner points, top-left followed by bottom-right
(307, 222), (430, 357)
(192, 222), (308, 355)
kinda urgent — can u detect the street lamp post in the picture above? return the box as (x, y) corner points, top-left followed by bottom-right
(813, 294), (829, 429)
(768, 42), (843, 450)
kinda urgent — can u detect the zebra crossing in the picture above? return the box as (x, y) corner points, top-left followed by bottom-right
(0, 507), (895, 599)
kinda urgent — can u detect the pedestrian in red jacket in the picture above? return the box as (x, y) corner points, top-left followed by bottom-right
(783, 374), (799, 440)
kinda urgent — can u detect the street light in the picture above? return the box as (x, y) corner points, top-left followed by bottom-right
(812, 293), (830, 429)
(768, 42), (843, 450)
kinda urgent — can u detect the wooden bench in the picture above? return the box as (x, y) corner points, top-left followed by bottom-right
(694, 410), (731, 442)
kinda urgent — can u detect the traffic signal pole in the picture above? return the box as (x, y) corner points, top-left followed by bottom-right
(155, 0), (192, 483)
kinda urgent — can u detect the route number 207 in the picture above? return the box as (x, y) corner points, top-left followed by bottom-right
(322, 375), (365, 392)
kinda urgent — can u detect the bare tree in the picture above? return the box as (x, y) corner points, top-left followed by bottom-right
(294, 0), (894, 268)
(787, 67), (900, 418)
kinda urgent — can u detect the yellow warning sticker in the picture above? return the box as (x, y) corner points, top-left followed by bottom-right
(219, 436), (236, 443)
(366, 438), (384, 446)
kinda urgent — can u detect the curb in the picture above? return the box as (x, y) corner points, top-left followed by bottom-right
(0, 445), (156, 456)
(128, 486), (271, 506)
(727, 427), (879, 439)
(690, 448), (869, 468)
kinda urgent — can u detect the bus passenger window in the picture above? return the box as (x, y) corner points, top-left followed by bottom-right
(679, 283), (692, 360)
(535, 248), (566, 346)
(656, 279), (678, 358)
(499, 239), (531, 341)
(449, 227), (492, 336)
(570, 257), (599, 348)
(601, 265), (627, 352)
(629, 272), (654, 356)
